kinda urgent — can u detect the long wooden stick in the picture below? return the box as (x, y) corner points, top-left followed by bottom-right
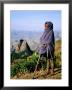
(32, 55), (40, 79)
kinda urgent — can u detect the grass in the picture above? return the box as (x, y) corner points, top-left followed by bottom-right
(11, 39), (61, 79)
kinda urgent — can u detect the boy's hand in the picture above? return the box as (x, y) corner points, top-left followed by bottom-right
(42, 44), (47, 48)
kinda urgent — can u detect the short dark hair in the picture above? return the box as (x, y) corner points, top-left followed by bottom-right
(45, 21), (53, 29)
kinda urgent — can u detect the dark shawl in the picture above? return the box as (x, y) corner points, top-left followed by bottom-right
(38, 22), (55, 58)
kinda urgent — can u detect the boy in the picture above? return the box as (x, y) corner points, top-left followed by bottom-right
(38, 21), (55, 74)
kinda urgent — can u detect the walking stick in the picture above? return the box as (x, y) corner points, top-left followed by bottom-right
(46, 47), (49, 73)
(32, 55), (40, 79)
(32, 46), (49, 79)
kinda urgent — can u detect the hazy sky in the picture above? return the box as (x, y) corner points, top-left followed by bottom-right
(10, 10), (61, 32)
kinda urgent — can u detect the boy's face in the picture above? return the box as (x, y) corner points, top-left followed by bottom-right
(45, 24), (48, 30)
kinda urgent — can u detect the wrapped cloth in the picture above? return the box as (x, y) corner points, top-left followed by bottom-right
(38, 22), (55, 59)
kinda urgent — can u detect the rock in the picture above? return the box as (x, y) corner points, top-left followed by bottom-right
(11, 39), (33, 57)
(16, 39), (26, 53)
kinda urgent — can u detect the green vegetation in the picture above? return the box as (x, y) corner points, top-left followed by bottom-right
(11, 53), (39, 77)
(11, 40), (61, 78)
(11, 64), (20, 77)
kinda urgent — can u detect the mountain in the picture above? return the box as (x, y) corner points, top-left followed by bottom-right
(11, 30), (61, 51)
(11, 39), (33, 59)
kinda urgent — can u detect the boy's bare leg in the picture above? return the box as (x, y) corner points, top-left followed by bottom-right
(46, 59), (50, 74)
(40, 57), (46, 75)
(50, 59), (54, 75)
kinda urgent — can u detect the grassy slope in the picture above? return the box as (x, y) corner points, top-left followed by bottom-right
(11, 39), (61, 79)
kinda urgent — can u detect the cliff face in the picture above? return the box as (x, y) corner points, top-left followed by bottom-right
(11, 39), (33, 57)
(15, 39), (31, 52)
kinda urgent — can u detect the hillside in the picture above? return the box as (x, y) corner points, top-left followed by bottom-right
(11, 39), (61, 79)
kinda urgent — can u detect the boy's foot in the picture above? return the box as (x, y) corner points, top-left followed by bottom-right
(46, 69), (50, 75)
(50, 69), (54, 75)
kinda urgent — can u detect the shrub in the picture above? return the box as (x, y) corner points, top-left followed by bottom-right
(11, 49), (61, 77)
(11, 52), (20, 63)
(11, 63), (20, 77)
(11, 50), (33, 63)
(11, 53), (39, 77)
(19, 53), (38, 72)
(54, 51), (61, 68)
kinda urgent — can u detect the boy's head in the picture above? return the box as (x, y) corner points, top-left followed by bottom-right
(45, 21), (53, 30)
